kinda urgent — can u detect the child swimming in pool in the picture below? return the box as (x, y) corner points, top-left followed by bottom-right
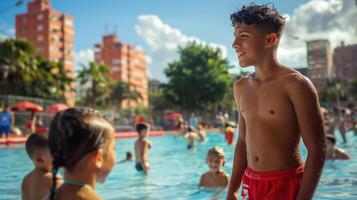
(184, 126), (199, 149)
(199, 146), (229, 188)
(22, 134), (63, 200)
(134, 122), (151, 175)
(48, 107), (116, 200)
(325, 135), (349, 160)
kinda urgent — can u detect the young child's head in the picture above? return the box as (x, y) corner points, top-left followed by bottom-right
(206, 146), (226, 172)
(126, 151), (133, 160)
(326, 135), (336, 154)
(136, 123), (150, 138)
(25, 133), (52, 171)
(230, 4), (285, 67)
(48, 107), (116, 198)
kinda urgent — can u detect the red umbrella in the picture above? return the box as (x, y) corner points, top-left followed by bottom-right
(46, 103), (69, 114)
(164, 112), (182, 120)
(10, 101), (43, 112)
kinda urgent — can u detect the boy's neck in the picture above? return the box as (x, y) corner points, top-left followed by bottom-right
(34, 166), (51, 174)
(253, 52), (281, 81)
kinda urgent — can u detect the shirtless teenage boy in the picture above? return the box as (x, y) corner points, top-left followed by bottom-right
(226, 4), (326, 200)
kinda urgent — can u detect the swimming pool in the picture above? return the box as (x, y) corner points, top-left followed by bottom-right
(0, 131), (356, 200)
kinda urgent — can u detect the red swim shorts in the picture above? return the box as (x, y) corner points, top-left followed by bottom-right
(241, 165), (304, 200)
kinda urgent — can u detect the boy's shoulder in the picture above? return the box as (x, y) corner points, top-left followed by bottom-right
(234, 73), (251, 88)
(283, 71), (317, 94)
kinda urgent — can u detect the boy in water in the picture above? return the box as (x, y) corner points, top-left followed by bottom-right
(118, 151), (133, 164)
(325, 135), (349, 160)
(135, 123), (151, 175)
(227, 4), (326, 200)
(22, 134), (62, 200)
(184, 126), (199, 149)
(199, 146), (229, 188)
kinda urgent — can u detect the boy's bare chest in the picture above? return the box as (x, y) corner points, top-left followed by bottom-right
(239, 83), (293, 119)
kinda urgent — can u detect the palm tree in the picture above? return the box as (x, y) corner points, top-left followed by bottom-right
(350, 79), (357, 100)
(320, 79), (345, 107)
(109, 81), (142, 110)
(77, 62), (112, 108)
(0, 39), (38, 94)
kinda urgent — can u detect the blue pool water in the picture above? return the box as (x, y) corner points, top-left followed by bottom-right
(0, 131), (356, 200)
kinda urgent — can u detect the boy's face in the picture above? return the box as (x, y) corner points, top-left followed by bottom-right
(33, 149), (53, 171)
(140, 128), (150, 138)
(232, 23), (267, 67)
(206, 154), (225, 172)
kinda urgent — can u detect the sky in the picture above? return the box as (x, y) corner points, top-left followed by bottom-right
(1, 0), (357, 81)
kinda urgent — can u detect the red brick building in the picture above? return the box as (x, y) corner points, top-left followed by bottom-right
(94, 34), (148, 107)
(15, 0), (75, 105)
(334, 42), (357, 88)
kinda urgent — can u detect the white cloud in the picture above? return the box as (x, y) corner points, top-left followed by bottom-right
(0, 28), (15, 40)
(73, 49), (94, 74)
(135, 15), (228, 81)
(278, 0), (357, 67)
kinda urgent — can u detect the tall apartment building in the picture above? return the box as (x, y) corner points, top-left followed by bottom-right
(15, 0), (75, 105)
(306, 40), (333, 92)
(334, 42), (357, 87)
(94, 34), (148, 107)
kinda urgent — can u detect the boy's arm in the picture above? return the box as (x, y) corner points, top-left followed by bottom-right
(198, 174), (205, 187)
(335, 148), (350, 160)
(286, 76), (326, 200)
(227, 80), (247, 200)
(21, 175), (29, 200)
(140, 140), (150, 175)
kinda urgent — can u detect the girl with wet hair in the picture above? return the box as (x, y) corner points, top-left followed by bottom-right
(48, 107), (116, 200)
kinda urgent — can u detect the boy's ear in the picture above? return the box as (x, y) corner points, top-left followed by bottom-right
(265, 33), (278, 47)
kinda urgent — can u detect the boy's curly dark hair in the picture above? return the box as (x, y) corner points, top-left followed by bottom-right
(230, 3), (285, 37)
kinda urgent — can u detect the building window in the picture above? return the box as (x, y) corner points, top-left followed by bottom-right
(37, 35), (44, 41)
(37, 14), (44, 20)
(50, 46), (58, 52)
(112, 44), (121, 49)
(52, 28), (60, 33)
(37, 47), (45, 52)
(64, 60), (73, 65)
(112, 67), (120, 71)
(37, 24), (44, 31)
(51, 36), (60, 42)
(112, 59), (121, 64)
(64, 19), (73, 26)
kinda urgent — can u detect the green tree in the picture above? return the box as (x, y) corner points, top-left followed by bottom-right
(109, 81), (143, 110)
(77, 62), (112, 108)
(163, 42), (232, 111)
(350, 79), (357, 99)
(320, 79), (346, 107)
(0, 39), (37, 94)
(16, 58), (74, 100)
